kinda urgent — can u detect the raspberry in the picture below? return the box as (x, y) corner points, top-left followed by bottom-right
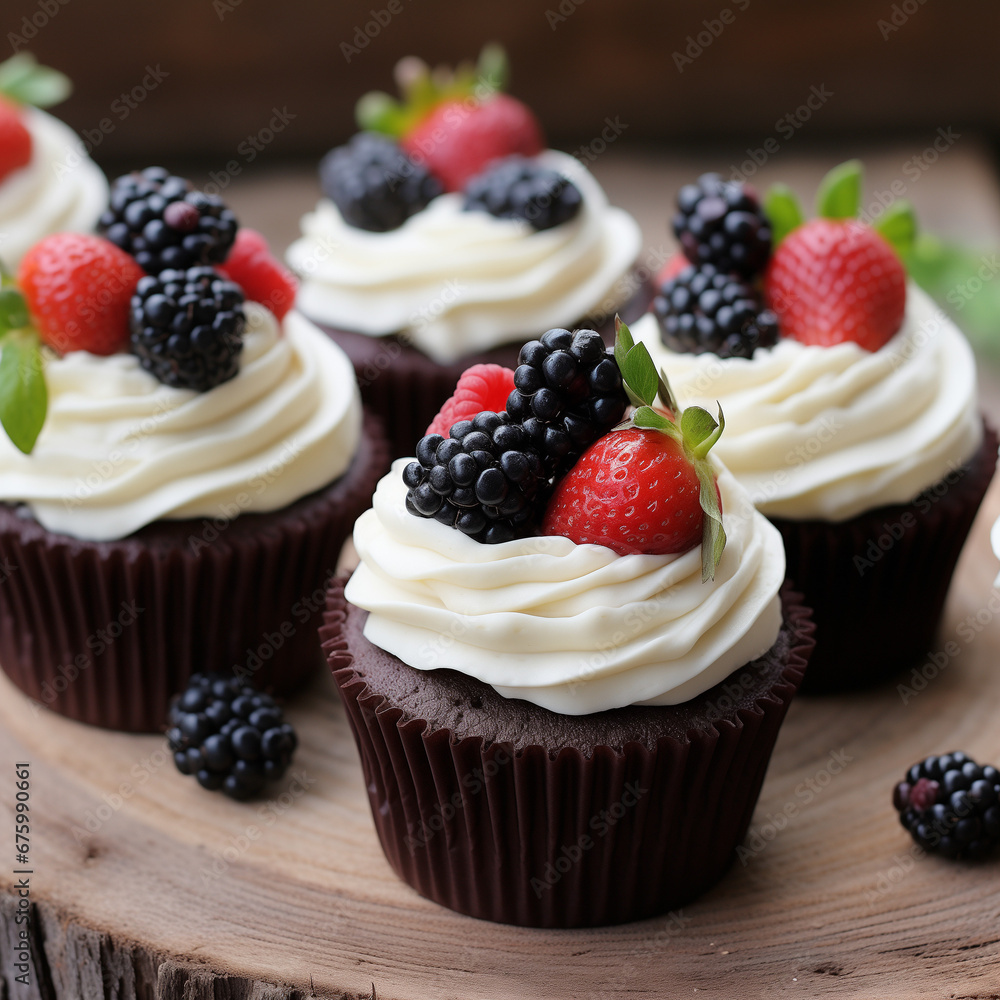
(426, 364), (516, 437)
(218, 228), (297, 321)
(17, 234), (145, 356)
(167, 673), (298, 800)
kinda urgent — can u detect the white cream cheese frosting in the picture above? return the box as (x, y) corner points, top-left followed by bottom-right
(0, 305), (362, 541)
(632, 283), (982, 522)
(286, 150), (643, 363)
(345, 459), (785, 715)
(992, 515), (1000, 588)
(0, 107), (108, 270)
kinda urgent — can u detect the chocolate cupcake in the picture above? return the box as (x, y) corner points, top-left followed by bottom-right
(285, 49), (652, 456)
(325, 579), (812, 928)
(0, 221), (389, 731)
(634, 162), (997, 692)
(323, 319), (812, 926)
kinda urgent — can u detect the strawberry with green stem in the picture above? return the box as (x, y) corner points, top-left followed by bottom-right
(543, 317), (727, 582)
(0, 54), (72, 185)
(0, 265), (46, 455)
(763, 159), (916, 352)
(357, 44), (544, 192)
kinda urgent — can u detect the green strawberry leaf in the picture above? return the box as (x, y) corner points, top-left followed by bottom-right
(695, 459), (726, 583)
(633, 405), (677, 437)
(681, 404), (725, 459)
(874, 199), (917, 258)
(0, 288), (29, 330)
(476, 43), (508, 93)
(0, 328), (47, 454)
(764, 184), (804, 247)
(621, 342), (658, 407)
(0, 54), (71, 108)
(656, 367), (681, 416)
(816, 159), (863, 220)
(613, 314), (634, 374)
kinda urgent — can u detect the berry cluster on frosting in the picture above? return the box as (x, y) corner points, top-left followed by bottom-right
(0, 169), (297, 455)
(319, 45), (584, 235)
(654, 160), (917, 359)
(405, 318), (727, 581)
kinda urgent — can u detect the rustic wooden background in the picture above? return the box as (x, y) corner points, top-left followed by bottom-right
(3, 0), (998, 161)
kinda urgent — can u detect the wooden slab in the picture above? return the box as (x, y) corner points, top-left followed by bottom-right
(3, 148), (1000, 998)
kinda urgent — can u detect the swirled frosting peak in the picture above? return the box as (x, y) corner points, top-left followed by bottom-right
(345, 459), (786, 715)
(286, 150), (642, 363)
(0, 306), (362, 541)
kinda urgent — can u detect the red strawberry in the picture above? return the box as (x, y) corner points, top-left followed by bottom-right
(0, 97), (32, 183)
(401, 94), (544, 193)
(218, 228), (297, 320)
(543, 427), (711, 557)
(656, 251), (690, 286)
(18, 234), (145, 356)
(426, 363), (515, 437)
(764, 217), (906, 352)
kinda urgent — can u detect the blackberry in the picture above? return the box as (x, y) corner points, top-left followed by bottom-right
(654, 263), (778, 360)
(130, 266), (246, 392)
(320, 132), (442, 232)
(672, 172), (771, 278)
(894, 752), (1000, 860)
(99, 167), (238, 275)
(463, 156), (582, 231)
(167, 673), (298, 801)
(404, 411), (548, 544)
(505, 328), (628, 471)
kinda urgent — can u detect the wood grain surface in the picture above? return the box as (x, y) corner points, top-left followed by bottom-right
(1, 148), (1000, 999)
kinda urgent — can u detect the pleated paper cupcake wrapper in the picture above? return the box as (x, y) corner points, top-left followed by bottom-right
(772, 419), (997, 695)
(0, 411), (389, 733)
(323, 581), (814, 928)
(320, 277), (656, 459)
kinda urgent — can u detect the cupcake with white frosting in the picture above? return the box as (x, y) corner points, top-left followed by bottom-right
(0, 55), (107, 270)
(286, 48), (649, 456)
(0, 189), (388, 732)
(636, 161), (996, 691)
(322, 322), (814, 927)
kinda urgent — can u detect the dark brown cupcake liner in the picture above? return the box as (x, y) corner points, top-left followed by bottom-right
(0, 410), (390, 733)
(771, 418), (997, 695)
(318, 276), (656, 458)
(322, 578), (814, 928)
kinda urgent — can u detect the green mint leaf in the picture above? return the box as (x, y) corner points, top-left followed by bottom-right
(816, 159), (862, 220)
(0, 288), (29, 331)
(0, 329), (47, 454)
(764, 184), (805, 246)
(621, 342), (658, 407)
(0, 54), (71, 108)
(695, 460), (726, 583)
(613, 314), (634, 375)
(874, 199), (917, 259)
